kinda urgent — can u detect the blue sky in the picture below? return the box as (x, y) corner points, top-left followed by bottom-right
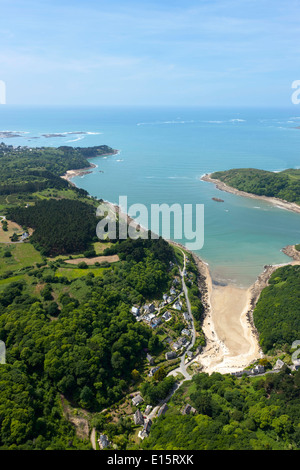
(1, 0), (300, 106)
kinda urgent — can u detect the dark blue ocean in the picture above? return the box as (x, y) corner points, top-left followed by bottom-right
(1, 105), (300, 286)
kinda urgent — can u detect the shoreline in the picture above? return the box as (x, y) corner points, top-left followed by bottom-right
(61, 163), (97, 183)
(195, 255), (300, 374)
(60, 163), (299, 375)
(165, 240), (263, 374)
(201, 173), (300, 214)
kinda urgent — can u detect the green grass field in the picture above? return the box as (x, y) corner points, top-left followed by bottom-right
(55, 266), (108, 280)
(0, 243), (44, 275)
(0, 275), (24, 288)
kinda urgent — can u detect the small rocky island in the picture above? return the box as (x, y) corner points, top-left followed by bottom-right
(212, 197), (224, 202)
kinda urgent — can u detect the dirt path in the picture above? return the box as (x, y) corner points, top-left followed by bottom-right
(64, 254), (119, 265)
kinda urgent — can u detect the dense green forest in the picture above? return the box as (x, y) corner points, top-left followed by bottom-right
(141, 368), (300, 450)
(253, 265), (300, 353)
(103, 236), (175, 264)
(211, 168), (300, 205)
(7, 199), (100, 256)
(0, 143), (115, 195)
(0, 236), (175, 449)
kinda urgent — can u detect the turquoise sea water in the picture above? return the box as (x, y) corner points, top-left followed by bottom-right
(1, 106), (300, 286)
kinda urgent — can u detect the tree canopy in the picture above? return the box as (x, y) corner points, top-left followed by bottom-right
(211, 168), (300, 205)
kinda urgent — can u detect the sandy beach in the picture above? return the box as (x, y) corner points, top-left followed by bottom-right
(191, 253), (260, 374)
(61, 163), (97, 183)
(61, 149), (119, 184)
(168, 242), (261, 374)
(194, 173), (300, 373)
(194, 253), (300, 374)
(201, 173), (300, 214)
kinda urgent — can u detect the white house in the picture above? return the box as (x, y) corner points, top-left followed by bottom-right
(173, 301), (182, 311)
(131, 306), (140, 316)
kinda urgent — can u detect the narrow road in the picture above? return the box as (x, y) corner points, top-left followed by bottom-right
(170, 249), (196, 381)
(149, 249), (197, 420)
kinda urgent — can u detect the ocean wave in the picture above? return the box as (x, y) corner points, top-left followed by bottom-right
(202, 120), (224, 124)
(59, 131), (102, 136)
(65, 136), (85, 143)
(137, 120), (194, 126)
(0, 130), (30, 134)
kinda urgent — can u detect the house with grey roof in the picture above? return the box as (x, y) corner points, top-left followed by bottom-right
(144, 303), (156, 314)
(162, 311), (172, 322)
(251, 365), (265, 375)
(157, 403), (168, 417)
(132, 394), (144, 406)
(186, 350), (193, 360)
(139, 419), (152, 439)
(151, 318), (162, 329)
(165, 351), (176, 360)
(98, 434), (110, 450)
(148, 366), (160, 377)
(182, 404), (196, 415)
(146, 353), (154, 365)
(134, 409), (145, 426)
(181, 328), (191, 336)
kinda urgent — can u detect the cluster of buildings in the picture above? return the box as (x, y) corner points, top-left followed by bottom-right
(231, 356), (300, 378)
(131, 303), (163, 329)
(273, 358), (300, 372)
(131, 395), (154, 440)
(172, 335), (190, 352)
(130, 278), (182, 325)
(231, 364), (265, 377)
(134, 402), (168, 440)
